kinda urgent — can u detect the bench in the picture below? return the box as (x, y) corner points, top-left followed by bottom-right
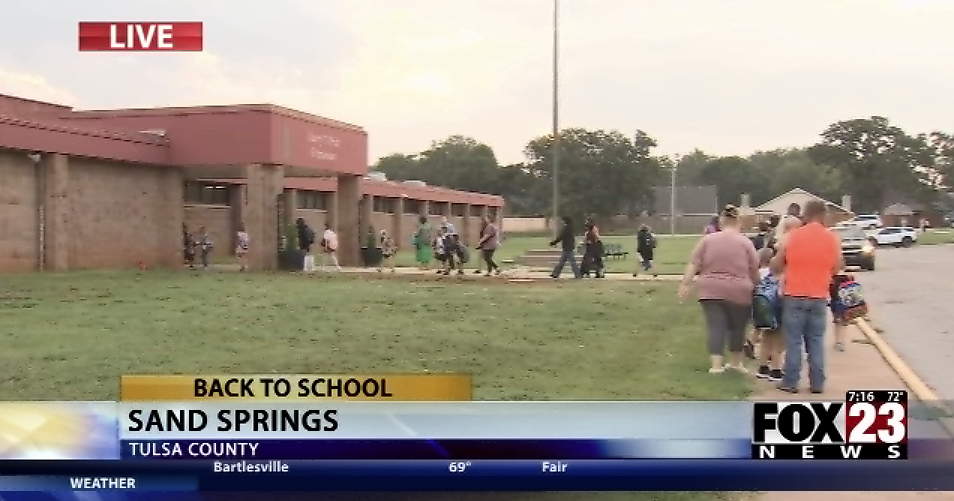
(576, 243), (629, 259)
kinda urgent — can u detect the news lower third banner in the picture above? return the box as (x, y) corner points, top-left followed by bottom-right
(1, 398), (953, 491)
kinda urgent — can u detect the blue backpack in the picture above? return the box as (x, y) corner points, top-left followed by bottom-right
(753, 272), (782, 330)
(834, 276), (868, 321)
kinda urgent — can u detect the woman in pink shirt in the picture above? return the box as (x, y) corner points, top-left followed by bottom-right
(679, 205), (761, 373)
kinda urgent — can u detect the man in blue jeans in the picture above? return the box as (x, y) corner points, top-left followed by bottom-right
(550, 216), (581, 279)
(770, 200), (843, 394)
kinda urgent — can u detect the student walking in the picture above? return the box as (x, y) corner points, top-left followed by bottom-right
(235, 224), (250, 271)
(549, 216), (581, 279)
(679, 205), (760, 374)
(296, 218), (317, 272)
(752, 247), (785, 381)
(635, 224), (657, 277)
(770, 200), (843, 394)
(378, 229), (396, 273)
(581, 219), (604, 278)
(320, 223), (342, 271)
(476, 215), (501, 276)
(183, 224), (197, 270)
(198, 227), (214, 270)
(413, 216), (433, 270)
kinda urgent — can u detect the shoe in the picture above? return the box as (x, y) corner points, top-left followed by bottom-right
(726, 364), (748, 374)
(810, 388), (824, 394)
(769, 369), (784, 382)
(834, 342), (846, 352)
(494, 269), (501, 275)
(457, 270), (464, 275)
(473, 270), (482, 274)
(756, 366), (771, 379)
(777, 385), (799, 394)
(708, 367), (725, 374)
(484, 273), (492, 277)
(632, 273), (639, 277)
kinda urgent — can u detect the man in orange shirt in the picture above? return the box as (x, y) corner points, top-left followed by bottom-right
(770, 200), (844, 394)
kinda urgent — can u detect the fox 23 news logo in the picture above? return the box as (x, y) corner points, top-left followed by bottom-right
(751, 390), (907, 460)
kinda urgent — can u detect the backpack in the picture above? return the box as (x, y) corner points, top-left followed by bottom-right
(752, 273), (782, 330)
(650, 234), (658, 248)
(835, 277), (868, 321)
(456, 245), (470, 264)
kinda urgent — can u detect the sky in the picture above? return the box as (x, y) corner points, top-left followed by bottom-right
(1, 0), (953, 165)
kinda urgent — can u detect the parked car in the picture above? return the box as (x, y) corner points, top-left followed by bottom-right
(832, 225), (876, 271)
(872, 227), (918, 247)
(840, 214), (884, 230)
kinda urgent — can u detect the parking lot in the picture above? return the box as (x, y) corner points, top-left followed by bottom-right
(856, 244), (954, 401)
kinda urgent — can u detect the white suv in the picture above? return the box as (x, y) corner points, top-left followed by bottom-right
(841, 214), (883, 230)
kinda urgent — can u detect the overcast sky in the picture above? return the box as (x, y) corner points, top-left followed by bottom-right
(1, 0), (952, 165)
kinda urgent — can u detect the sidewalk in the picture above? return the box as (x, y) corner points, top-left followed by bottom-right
(755, 322), (953, 501)
(209, 263), (684, 281)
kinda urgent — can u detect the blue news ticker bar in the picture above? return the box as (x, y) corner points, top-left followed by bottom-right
(1, 460), (953, 491)
(117, 438), (954, 460)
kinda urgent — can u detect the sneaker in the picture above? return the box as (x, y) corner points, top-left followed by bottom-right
(769, 369), (784, 382)
(457, 270), (464, 275)
(777, 385), (799, 394)
(473, 270), (482, 274)
(834, 342), (846, 352)
(810, 388), (824, 394)
(756, 366), (771, 379)
(494, 269), (501, 276)
(708, 367), (725, 374)
(632, 273), (639, 277)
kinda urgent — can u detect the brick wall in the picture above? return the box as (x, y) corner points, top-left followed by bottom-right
(0, 151), (39, 272)
(67, 159), (182, 269)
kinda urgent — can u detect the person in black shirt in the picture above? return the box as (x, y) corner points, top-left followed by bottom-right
(549, 216), (581, 279)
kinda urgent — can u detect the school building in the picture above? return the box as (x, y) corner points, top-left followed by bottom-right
(0, 93), (504, 272)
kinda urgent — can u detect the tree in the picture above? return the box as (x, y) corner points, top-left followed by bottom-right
(373, 136), (501, 194)
(373, 153), (422, 180)
(928, 132), (954, 190)
(697, 156), (770, 207)
(809, 117), (934, 212)
(524, 128), (663, 222)
(748, 148), (846, 203)
(674, 149), (713, 186)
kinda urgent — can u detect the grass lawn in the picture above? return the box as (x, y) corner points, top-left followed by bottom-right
(918, 228), (954, 245)
(0, 271), (749, 501)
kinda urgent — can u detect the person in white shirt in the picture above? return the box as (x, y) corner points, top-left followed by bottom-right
(320, 224), (341, 271)
(235, 224), (250, 272)
(772, 203), (803, 249)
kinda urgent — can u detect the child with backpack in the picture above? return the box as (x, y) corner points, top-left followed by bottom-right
(830, 270), (868, 351)
(633, 225), (657, 277)
(752, 247), (784, 381)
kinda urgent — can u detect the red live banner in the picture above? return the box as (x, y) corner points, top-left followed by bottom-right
(78, 22), (203, 51)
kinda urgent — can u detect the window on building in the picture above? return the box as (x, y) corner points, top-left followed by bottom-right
(429, 202), (446, 216)
(184, 182), (231, 205)
(374, 197), (394, 213)
(298, 191), (329, 210)
(404, 200), (422, 215)
(451, 203), (467, 217)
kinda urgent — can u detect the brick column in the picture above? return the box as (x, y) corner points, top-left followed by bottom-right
(282, 188), (297, 244)
(336, 174), (361, 266)
(230, 183), (246, 248)
(244, 164), (284, 270)
(462, 204), (472, 246)
(41, 154), (70, 271)
(360, 194), (374, 242)
(157, 167), (184, 267)
(394, 197), (405, 250)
